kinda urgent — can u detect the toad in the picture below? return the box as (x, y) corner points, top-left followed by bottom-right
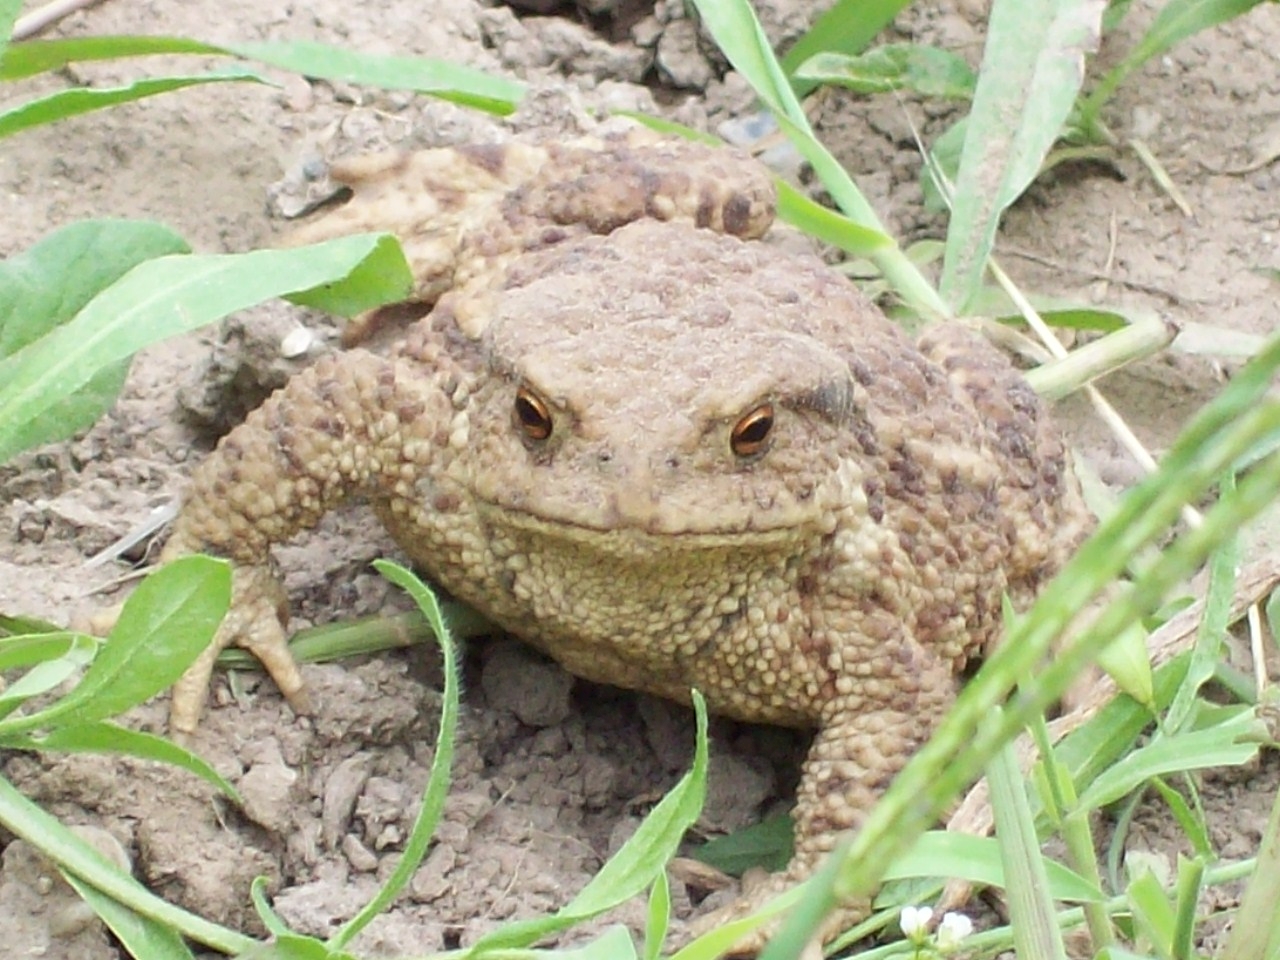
(154, 127), (1091, 943)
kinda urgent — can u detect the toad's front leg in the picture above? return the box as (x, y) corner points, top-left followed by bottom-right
(155, 347), (448, 735)
(696, 642), (959, 952)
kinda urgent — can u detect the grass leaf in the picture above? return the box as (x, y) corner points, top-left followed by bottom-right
(1077, 709), (1262, 810)
(0, 636), (97, 721)
(940, 0), (1105, 311)
(0, 35), (226, 79)
(643, 873), (670, 960)
(0, 775), (256, 954)
(0, 0), (19, 63)
(0, 68), (267, 139)
(2, 34), (524, 112)
(0, 233), (411, 463)
(989, 736), (1070, 960)
(63, 872), (198, 960)
(467, 691), (709, 953)
(226, 40), (524, 114)
(327, 561), (460, 950)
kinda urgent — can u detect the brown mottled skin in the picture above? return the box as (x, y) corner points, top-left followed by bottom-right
(159, 127), (1091, 943)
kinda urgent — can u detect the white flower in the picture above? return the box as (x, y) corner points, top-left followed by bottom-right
(935, 912), (974, 950)
(899, 905), (934, 942)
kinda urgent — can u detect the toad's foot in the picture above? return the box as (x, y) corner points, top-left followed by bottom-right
(168, 563), (306, 736)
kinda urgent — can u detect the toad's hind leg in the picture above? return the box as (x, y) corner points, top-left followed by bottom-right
(157, 348), (442, 734)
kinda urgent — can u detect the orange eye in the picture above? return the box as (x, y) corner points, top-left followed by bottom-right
(514, 387), (553, 441)
(731, 403), (774, 457)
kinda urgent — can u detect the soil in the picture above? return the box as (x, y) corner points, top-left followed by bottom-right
(2, 0), (1279, 957)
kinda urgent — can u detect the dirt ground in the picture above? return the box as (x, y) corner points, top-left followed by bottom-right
(1, 0), (1278, 957)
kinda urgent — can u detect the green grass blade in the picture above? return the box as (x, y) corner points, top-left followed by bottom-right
(776, 182), (892, 255)
(0, 557), (230, 734)
(0, 233), (411, 464)
(327, 561), (459, 951)
(226, 40), (523, 114)
(1076, 709), (1262, 811)
(63, 872), (198, 960)
(0, 774), (255, 954)
(0, 68), (267, 139)
(467, 692), (709, 954)
(0, 35), (226, 79)
(691, 0), (950, 320)
(9, 721), (240, 802)
(988, 736), (1070, 960)
(780, 0), (909, 76)
(643, 872), (670, 960)
(0, 219), (190, 358)
(940, 0), (1105, 311)
(1, 34), (524, 112)
(1079, 0), (1269, 134)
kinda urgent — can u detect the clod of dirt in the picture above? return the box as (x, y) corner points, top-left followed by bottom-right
(480, 640), (575, 728)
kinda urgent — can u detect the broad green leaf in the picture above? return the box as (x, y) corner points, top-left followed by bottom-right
(468, 691), (709, 954)
(227, 40), (523, 115)
(0, 68), (267, 139)
(780, 0), (910, 79)
(795, 45), (977, 99)
(328, 561), (460, 951)
(0, 557), (229, 734)
(8, 721), (240, 801)
(696, 814), (793, 875)
(1079, 0), (1270, 134)
(0, 219), (189, 358)
(0, 776), (255, 954)
(0, 613), (63, 635)
(0, 233), (411, 463)
(1, 34), (524, 113)
(63, 873), (198, 960)
(940, 0), (1106, 311)
(0, 631), (90, 672)
(881, 831), (1100, 903)
(0, 637), (96, 721)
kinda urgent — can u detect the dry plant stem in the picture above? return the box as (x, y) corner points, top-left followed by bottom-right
(12, 0), (108, 40)
(1025, 315), (1178, 402)
(1249, 601), (1268, 700)
(989, 258), (1202, 529)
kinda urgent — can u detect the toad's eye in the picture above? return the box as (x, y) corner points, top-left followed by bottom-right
(514, 386), (553, 441)
(731, 403), (774, 457)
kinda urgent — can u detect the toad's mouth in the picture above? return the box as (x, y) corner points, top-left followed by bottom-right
(474, 496), (830, 552)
